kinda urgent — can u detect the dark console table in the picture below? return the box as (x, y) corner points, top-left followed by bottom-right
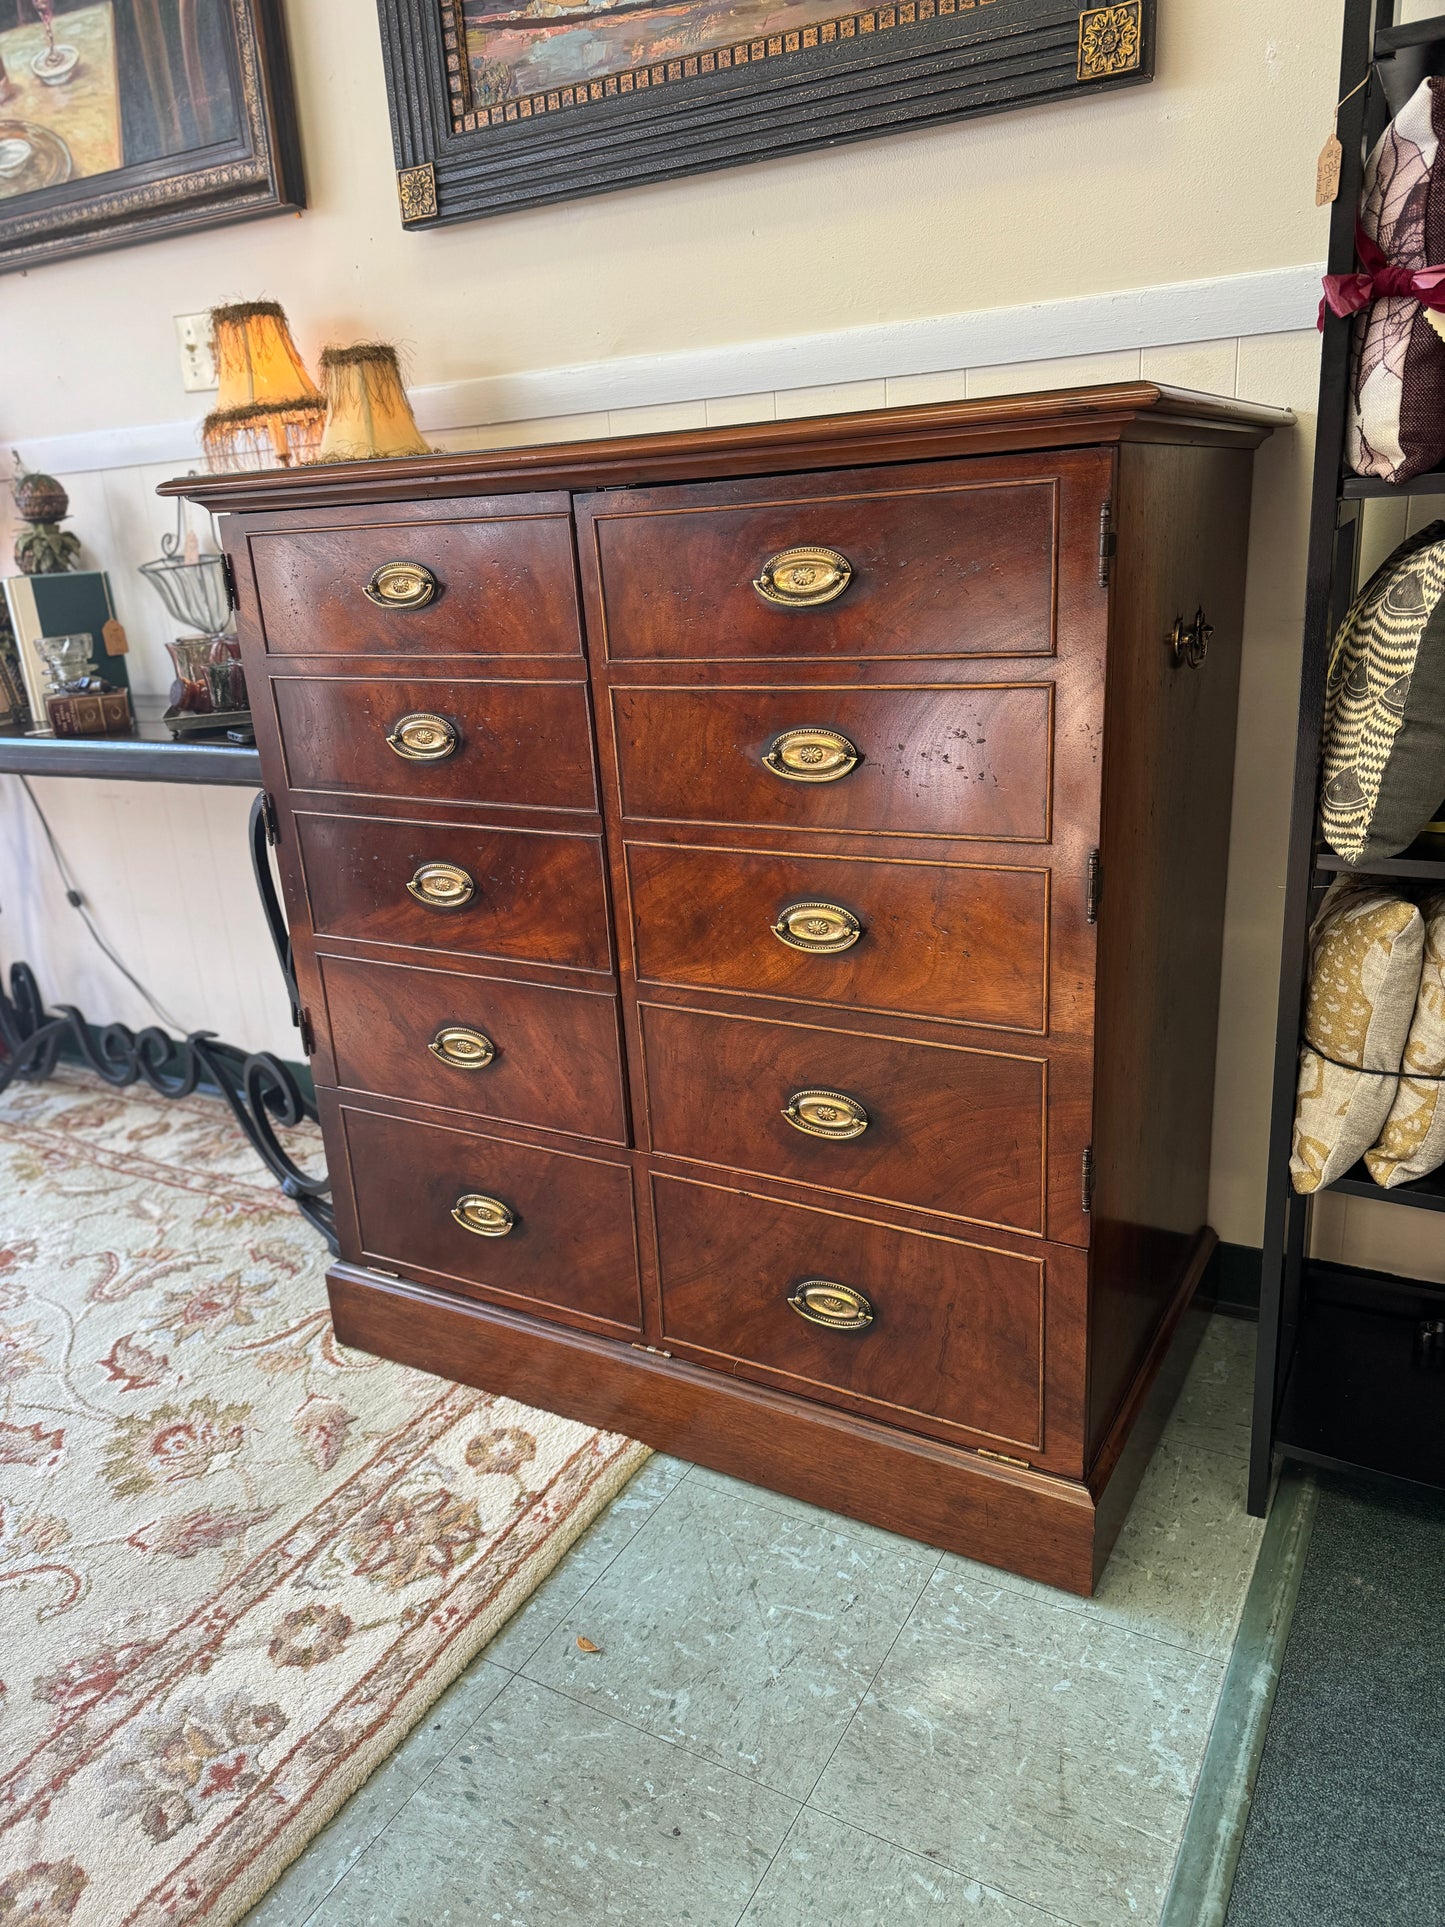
(0, 694), (333, 1244)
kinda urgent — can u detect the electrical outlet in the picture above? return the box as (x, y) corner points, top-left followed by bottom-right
(175, 312), (217, 393)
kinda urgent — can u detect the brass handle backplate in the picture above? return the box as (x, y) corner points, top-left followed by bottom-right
(429, 1024), (495, 1070)
(363, 560), (438, 609)
(788, 1279), (875, 1331)
(451, 1192), (515, 1237)
(772, 900), (862, 954)
(783, 1089), (870, 1140)
(1167, 607), (1214, 669)
(387, 711), (459, 762)
(753, 546), (854, 609)
(762, 726), (860, 783)
(406, 861), (475, 910)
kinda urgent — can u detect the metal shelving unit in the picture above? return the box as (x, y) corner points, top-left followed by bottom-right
(1251, 0), (1445, 1513)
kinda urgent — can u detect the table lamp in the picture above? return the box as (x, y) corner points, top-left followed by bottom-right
(314, 344), (430, 463)
(202, 302), (325, 472)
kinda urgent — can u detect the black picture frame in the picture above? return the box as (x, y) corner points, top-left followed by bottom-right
(378, 0), (1154, 226)
(0, 0), (304, 274)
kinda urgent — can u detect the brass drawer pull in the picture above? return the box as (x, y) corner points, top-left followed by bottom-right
(429, 1024), (495, 1070)
(788, 1279), (874, 1332)
(406, 861), (475, 910)
(451, 1192), (515, 1237)
(387, 711), (459, 762)
(753, 546), (853, 609)
(1167, 607), (1214, 669)
(763, 726), (859, 784)
(363, 560), (438, 609)
(783, 1089), (869, 1140)
(772, 900), (862, 954)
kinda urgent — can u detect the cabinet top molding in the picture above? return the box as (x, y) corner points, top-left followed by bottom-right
(162, 383), (1291, 514)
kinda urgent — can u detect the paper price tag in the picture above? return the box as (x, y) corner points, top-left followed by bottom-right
(1317, 133), (1343, 207)
(101, 618), (129, 656)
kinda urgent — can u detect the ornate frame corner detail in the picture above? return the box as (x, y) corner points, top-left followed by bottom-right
(397, 161), (438, 223)
(1077, 3), (1143, 82)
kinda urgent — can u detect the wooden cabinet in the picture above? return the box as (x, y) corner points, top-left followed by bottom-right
(173, 383), (1283, 1595)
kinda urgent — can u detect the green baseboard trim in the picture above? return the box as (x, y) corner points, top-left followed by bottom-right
(1201, 1240), (1262, 1316)
(1158, 1465), (1318, 1927)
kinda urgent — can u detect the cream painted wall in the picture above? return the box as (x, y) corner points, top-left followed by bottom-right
(0, 0), (1336, 442)
(2, 0), (1439, 1285)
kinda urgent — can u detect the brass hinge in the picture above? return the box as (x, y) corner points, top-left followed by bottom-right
(370, 1266), (400, 1280)
(1086, 848), (1102, 924)
(1082, 1145), (1095, 1215)
(221, 551), (239, 612)
(298, 1008), (315, 1056)
(630, 1342), (673, 1359)
(261, 793), (279, 846)
(1098, 500), (1116, 586)
(978, 1447), (1031, 1470)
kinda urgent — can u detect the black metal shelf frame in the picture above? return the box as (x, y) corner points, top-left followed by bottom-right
(1251, 0), (1445, 1515)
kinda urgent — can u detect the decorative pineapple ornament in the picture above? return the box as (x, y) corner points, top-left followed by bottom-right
(11, 452), (81, 574)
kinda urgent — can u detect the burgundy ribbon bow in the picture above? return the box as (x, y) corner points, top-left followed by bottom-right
(1319, 224), (1445, 329)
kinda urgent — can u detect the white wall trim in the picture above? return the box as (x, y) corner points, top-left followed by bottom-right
(24, 261), (1323, 478)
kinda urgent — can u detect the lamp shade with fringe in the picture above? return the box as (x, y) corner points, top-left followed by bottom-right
(202, 302), (325, 472)
(314, 344), (430, 463)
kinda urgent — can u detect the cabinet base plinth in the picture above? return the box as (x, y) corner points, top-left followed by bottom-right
(327, 1249), (1211, 1596)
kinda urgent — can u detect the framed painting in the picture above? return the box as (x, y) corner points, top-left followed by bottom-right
(0, 0), (303, 273)
(379, 0), (1155, 224)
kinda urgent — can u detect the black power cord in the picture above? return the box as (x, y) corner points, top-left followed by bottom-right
(12, 774), (186, 1033)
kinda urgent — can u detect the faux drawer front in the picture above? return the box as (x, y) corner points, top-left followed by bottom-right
(642, 1004), (1044, 1233)
(273, 676), (596, 812)
(319, 955), (628, 1142)
(584, 470), (1057, 661)
(612, 685), (1052, 840)
(339, 1104), (642, 1333)
(247, 510), (581, 657)
(627, 843), (1047, 1030)
(297, 812), (612, 973)
(654, 1175), (1043, 1451)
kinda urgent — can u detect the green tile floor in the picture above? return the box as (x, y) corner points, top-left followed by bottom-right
(246, 1314), (1263, 1927)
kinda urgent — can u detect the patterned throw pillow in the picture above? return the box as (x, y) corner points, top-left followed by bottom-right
(1320, 523), (1445, 864)
(1291, 880), (1425, 1195)
(1347, 77), (1445, 484)
(1366, 892), (1445, 1186)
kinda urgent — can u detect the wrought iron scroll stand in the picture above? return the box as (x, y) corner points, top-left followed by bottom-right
(0, 793), (336, 1249)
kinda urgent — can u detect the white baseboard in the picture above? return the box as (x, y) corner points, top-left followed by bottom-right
(23, 261), (1323, 479)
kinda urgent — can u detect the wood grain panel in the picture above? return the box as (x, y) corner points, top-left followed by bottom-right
(584, 467), (1058, 661)
(611, 684), (1052, 840)
(272, 675), (596, 812)
(641, 1002), (1044, 1232)
(318, 953), (628, 1142)
(296, 811), (612, 972)
(626, 841), (1048, 1030)
(247, 509), (581, 657)
(337, 1102), (642, 1333)
(653, 1174), (1046, 1450)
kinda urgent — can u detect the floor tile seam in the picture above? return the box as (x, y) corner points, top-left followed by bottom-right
(729, 1798), (812, 1925)
(291, 1661), (523, 1924)
(505, 1668), (810, 1809)
(931, 1562), (1255, 1666)
(787, 1546), (946, 1815)
(676, 1462), (942, 1560)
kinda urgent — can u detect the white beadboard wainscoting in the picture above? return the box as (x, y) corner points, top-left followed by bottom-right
(3, 312), (1437, 1280)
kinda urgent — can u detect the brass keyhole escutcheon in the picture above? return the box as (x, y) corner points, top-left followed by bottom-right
(787, 1279), (875, 1331)
(451, 1193), (515, 1237)
(363, 560), (438, 609)
(783, 1089), (870, 1140)
(753, 546), (854, 608)
(1167, 607), (1214, 669)
(429, 1025), (495, 1070)
(772, 901), (863, 954)
(406, 861), (475, 910)
(387, 712), (459, 762)
(762, 726), (860, 784)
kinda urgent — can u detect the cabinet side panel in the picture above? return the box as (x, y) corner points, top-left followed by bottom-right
(1087, 442), (1255, 1461)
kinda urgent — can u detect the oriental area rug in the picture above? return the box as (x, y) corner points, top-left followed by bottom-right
(0, 1068), (648, 1925)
